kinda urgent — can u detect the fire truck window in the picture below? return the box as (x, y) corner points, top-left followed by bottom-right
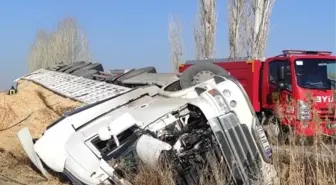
(269, 61), (292, 91)
(284, 65), (292, 91)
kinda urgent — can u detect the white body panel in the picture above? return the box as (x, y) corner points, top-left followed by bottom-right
(33, 119), (74, 172)
(17, 128), (49, 177)
(31, 85), (159, 173)
(22, 69), (132, 104)
(121, 73), (179, 87)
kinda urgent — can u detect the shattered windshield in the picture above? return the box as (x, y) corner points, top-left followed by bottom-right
(295, 59), (336, 90)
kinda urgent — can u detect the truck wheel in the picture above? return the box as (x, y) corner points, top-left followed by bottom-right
(115, 66), (157, 83)
(179, 63), (230, 89)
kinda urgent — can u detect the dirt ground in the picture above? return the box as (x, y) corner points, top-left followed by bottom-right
(0, 80), (83, 185)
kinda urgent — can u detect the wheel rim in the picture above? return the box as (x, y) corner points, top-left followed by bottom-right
(192, 71), (215, 85)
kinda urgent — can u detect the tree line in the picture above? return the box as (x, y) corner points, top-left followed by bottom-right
(28, 0), (275, 73)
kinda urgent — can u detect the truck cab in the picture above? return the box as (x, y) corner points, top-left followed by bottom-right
(261, 50), (336, 137)
(178, 50), (336, 139)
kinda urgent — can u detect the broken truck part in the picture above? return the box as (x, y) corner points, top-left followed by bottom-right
(17, 63), (279, 185)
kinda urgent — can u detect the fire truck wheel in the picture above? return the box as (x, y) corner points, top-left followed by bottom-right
(179, 63), (230, 89)
(115, 66), (157, 83)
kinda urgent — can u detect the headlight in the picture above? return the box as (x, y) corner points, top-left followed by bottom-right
(297, 100), (311, 121)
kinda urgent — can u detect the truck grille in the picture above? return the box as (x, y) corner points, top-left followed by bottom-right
(214, 113), (262, 184)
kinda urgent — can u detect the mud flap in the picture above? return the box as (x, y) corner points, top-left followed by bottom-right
(17, 127), (49, 177)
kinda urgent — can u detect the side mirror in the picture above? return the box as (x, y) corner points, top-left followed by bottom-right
(278, 66), (285, 81)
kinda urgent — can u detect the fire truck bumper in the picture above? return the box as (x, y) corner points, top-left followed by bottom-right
(294, 120), (336, 137)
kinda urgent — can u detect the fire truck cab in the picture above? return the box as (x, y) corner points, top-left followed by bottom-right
(178, 50), (336, 141)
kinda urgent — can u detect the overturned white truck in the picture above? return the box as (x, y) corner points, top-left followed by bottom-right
(18, 63), (279, 185)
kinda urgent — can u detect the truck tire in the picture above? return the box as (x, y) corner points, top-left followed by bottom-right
(71, 63), (104, 75)
(57, 61), (87, 72)
(179, 63), (230, 89)
(115, 66), (157, 83)
(63, 62), (92, 74)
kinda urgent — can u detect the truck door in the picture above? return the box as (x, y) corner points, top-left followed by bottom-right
(266, 60), (294, 123)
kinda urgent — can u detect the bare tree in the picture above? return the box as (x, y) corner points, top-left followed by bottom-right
(228, 0), (246, 58)
(27, 17), (92, 72)
(228, 0), (275, 60)
(27, 30), (50, 72)
(168, 14), (184, 72)
(194, 0), (217, 60)
(251, 0), (275, 60)
(194, 16), (205, 60)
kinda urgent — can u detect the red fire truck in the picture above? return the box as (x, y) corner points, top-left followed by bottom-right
(178, 50), (336, 142)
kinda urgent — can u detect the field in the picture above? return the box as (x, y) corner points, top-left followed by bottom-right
(0, 80), (81, 185)
(0, 80), (335, 185)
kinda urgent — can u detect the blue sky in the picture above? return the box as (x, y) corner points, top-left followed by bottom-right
(0, 0), (335, 89)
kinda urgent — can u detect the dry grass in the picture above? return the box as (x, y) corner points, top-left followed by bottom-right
(273, 142), (336, 185)
(0, 80), (82, 185)
(124, 136), (335, 185)
(116, 158), (231, 185)
(129, 164), (176, 185)
(270, 91), (336, 185)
